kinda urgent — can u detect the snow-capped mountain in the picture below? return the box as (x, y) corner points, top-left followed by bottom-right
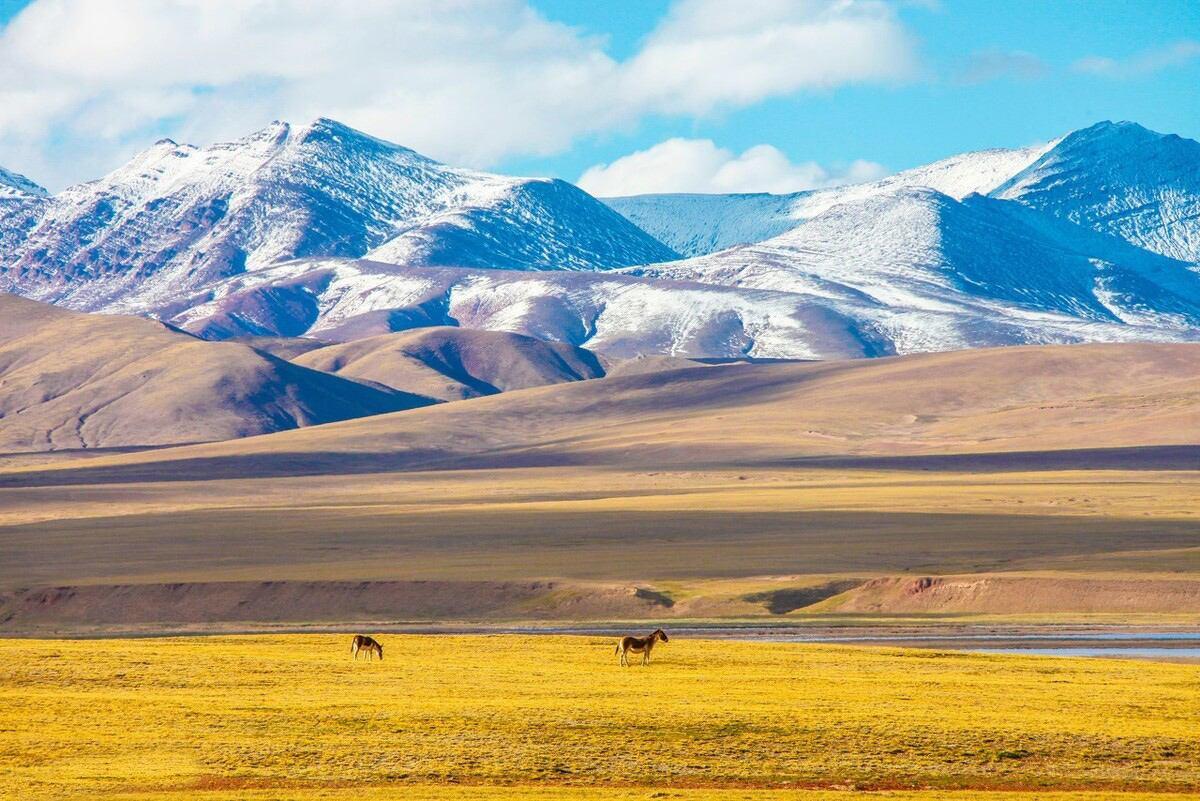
(0, 118), (676, 313)
(605, 141), (1054, 257)
(607, 121), (1200, 268)
(1, 118), (1198, 361)
(163, 256), (1200, 360)
(630, 187), (1200, 338)
(993, 121), (1200, 262)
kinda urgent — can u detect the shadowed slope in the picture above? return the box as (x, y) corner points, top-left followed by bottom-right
(293, 326), (606, 401)
(0, 294), (435, 451)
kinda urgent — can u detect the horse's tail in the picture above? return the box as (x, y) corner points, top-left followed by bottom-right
(614, 641), (621, 655)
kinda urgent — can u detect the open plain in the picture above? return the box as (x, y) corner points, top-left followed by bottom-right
(2, 634), (1198, 799)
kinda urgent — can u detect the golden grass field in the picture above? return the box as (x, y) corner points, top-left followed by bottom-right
(2, 634), (1198, 800)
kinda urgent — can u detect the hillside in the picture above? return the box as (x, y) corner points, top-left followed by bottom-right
(12, 341), (1198, 478)
(169, 258), (891, 359)
(0, 294), (434, 451)
(293, 327), (606, 401)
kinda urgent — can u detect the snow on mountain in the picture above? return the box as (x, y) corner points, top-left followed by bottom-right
(2, 117), (1198, 362)
(0, 118), (676, 314)
(992, 121), (1200, 262)
(166, 258), (887, 359)
(0, 167), (47, 199)
(365, 176), (675, 271)
(164, 256), (1200, 361)
(628, 187), (1200, 344)
(604, 141), (1054, 257)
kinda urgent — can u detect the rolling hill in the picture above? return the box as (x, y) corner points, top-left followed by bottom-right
(292, 327), (606, 401)
(9, 341), (1197, 479)
(0, 294), (435, 451)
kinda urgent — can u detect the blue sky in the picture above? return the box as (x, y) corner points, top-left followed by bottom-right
(512, 0), (1200, 185)
(1, 0), (1198, 193)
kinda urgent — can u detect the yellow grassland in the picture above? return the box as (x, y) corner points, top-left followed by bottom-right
(2, 635), (1198, 799)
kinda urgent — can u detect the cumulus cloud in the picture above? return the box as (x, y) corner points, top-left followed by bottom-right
(1072, 40), (1200, 78)
(0, 0), (917, 189)
(576, 138), (888, 196)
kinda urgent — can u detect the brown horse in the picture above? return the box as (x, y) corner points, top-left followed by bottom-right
(615, 628), (669, 666)
(351, 634), (383, 661)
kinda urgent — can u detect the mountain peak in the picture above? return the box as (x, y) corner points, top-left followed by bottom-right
(990, 120), (1200, 262)
(1062, 119), (1163, 148)
(289, 117), (423, 159)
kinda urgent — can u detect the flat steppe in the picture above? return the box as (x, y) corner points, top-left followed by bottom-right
(2, 634), (1197, 798)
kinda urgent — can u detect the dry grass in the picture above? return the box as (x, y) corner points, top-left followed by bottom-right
(2, 466), (1199, 589)
(2, 635), (1198, 799)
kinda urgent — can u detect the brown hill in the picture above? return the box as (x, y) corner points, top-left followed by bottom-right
(0, 294), (436, 451)
(36, 340), (1196, 478)
(292, 326), (606, 401)
(229, 335), (328, 361)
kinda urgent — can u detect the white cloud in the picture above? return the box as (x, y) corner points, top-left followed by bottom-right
(576, 138), (888, 196)
(1072, 40), (1200, 78)
(621, 0), (918, 114)
(0, 0), (917, 189)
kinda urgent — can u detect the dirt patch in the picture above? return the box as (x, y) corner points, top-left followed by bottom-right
(818, 575), (1200, 614)
(0, 580), (680, 632)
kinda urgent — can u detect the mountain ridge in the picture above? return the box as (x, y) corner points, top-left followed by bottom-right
(1, 117), (1197, 361)
(0, 118), (677, 314)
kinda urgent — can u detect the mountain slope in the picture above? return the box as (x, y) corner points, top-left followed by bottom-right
(631, 187), (1200, 351)
(605, 141), (1053, 256)
(293, 327), (606, 401)
(993, 120), (1200, 262)
(0, 294), (435, 451)
(169, 258), (894, 359)
(0, 166), (46, 199)
(167, 255), (1200, 360)
(0, 119), (676, 314)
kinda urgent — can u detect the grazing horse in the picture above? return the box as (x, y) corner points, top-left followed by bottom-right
(615, 628), (669, 666)
(351, 634), (383, 661)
